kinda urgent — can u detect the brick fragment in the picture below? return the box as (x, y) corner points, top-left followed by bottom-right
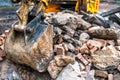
(80, 44), (90, 54)
(62, 43), (68, 52)
(76, 53), (89, 65)
(73, 47), (80, 55)
(87, 40), (102, 49)
(57, 36), (63, 44)
(54, 44), (65, 55)
(90, 46), (98, 53)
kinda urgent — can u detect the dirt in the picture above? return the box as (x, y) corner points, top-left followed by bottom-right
(99, 2), (120, 12)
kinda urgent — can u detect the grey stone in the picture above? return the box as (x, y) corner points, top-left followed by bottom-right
(56, 62), (85, 80)
(85, 70), (95, 80)
(62, 26), (75, 36)
(77, 15), (91, 29)
(114, 73), (120, 80)
(63, 35), (71, 40)
(52, 13), (77, 25)
(80, 33), (90, 40)
(53, 27), (62, 35)
(72, 39), (82, 47)
(67, 43), (75, 52)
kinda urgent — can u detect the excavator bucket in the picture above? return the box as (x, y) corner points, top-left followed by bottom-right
(5, 12), (53, 72)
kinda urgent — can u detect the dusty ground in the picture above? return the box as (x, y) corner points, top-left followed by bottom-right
(99, 2), (120, 12)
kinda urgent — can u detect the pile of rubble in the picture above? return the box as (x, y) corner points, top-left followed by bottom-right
(45, 10), (120, 80)
(0, 9), (120, 80)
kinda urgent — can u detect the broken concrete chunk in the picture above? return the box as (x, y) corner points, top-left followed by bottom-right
(77, 15), (92, 29)
(85, 63), (91, 73)
(88, 26), (102, 32)
(67, 43), (75, 52)
(85, 70), (95, 80)
(114, 73), (120, 80)
(52, 13), (77, 25)
(95, 70), (108, 78)
(47, 60), (63, 79)
(93, 38), (107, 47)
(53, 27), (62, 35)
(76, 53), (89, 65)
(79, 62), (86, 71)
(63, 35), (71, 40)
(56, 61), (85, 80)
(48, 55), (74, 79)
(62, 26), (75, 36)
(54, 55), (74, 67)
(92, 45), (120, 70)
(87, 28), (117, 40)
(107, 40), (115, 46)
(72, 39), (82, 47)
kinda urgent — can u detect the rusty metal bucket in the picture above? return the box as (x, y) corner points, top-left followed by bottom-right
(5, 13), (53, 72)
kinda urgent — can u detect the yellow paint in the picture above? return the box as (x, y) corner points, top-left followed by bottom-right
(45, 4), (61, 13)
(45, 0), (100, 13)
(75, 0), (79, 12)
(87, 0), (100, 13)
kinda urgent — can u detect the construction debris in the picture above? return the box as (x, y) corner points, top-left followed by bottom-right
(56, 61), (85, 80)
(0, 6), (120, 80)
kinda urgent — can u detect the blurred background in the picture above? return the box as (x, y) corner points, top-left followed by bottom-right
(0, 0), (120, 7)
(0, 0), (119, 34)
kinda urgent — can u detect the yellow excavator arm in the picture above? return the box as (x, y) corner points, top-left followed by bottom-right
(87, 0), (100, 13)
(11, 0), (49, 31)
